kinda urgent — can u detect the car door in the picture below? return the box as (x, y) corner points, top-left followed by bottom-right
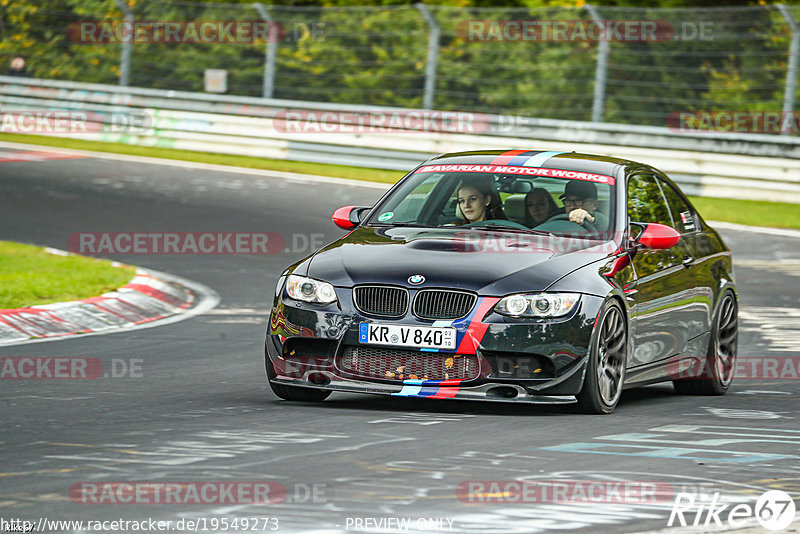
(656, 175), (714, 342)
(626, 172), (686, 368)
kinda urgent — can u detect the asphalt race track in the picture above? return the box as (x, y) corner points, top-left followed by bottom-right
(2, 146), (800, 534)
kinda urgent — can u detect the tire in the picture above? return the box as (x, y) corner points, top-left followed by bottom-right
(578, 300), (627, 414)
(265, 345), (331, 402)
(673, 291), (737, 396)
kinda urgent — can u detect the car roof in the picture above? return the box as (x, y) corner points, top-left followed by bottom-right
(425, 150), (638, 178)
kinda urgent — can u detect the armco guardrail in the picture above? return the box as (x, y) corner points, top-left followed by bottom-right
(2, 76), (800, 203)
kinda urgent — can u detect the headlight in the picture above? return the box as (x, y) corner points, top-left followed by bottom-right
(495, 292), (580, 318)
(286, 275), (338, 304)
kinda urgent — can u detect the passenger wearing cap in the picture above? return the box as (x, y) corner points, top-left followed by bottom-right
(559, 180), (608, 230)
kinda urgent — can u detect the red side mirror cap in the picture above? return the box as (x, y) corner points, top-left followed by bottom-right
(637, 223), (680, 250)
(332, 206), (360, 230)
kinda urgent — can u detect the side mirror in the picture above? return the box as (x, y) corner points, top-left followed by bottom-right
(636, 222), (681, 250)
(332, 206), (370, 230)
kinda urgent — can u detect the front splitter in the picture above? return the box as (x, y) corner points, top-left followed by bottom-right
(271, 375), (577, 404)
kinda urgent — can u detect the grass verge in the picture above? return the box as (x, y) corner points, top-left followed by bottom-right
(0, 241), (136, 309)
(689, 196), (800, 230)
(2, 133), (799, 230)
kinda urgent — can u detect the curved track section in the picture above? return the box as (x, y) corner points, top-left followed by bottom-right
(0, 265), (219, 346)
(1, 147), (799, 533)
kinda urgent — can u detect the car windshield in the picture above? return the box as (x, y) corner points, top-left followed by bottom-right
(366, 165), (616, 236)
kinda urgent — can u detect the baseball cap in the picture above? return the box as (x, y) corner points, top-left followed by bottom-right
(559, 180), (598, 200)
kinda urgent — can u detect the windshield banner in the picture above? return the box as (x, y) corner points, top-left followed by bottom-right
(413, 164), (615, 185)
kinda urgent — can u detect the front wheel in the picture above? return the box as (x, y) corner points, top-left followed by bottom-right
(265, 347), (331, 402)
(578, 300), (627, 414)
(673, 291), (737, 396)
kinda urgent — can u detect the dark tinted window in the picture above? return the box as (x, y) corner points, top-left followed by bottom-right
(658, 179), (698, 234)
(627, 173), (672, 228)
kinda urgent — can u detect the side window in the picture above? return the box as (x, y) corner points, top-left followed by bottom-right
(628, 173), (683, 277)
(627, 173), (672, 231)
(381, 173), (441, 223)
(658, 179), (698, 234)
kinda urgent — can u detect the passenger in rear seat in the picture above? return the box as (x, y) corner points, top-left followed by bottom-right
(523, 188), (559, 227)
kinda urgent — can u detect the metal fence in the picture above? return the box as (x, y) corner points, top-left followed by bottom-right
(1, 2), (799, 130)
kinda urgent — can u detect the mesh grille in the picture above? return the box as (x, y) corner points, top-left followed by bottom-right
(339, 346), (479, 381)
(353, 286), (409, 317)
(413, 290), (476, 320)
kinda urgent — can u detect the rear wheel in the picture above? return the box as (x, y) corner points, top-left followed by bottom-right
(673, 291), (737, 395)
(578, 301), (627, 414)
(265, 345), (331, 402)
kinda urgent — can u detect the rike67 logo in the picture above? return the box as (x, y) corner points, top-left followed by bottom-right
(669, 490), (796, 531)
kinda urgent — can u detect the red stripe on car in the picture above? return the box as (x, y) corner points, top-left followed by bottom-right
(455, 297), (501, 354)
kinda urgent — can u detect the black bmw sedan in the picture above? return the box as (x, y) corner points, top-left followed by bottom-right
(265, 150), (738, 413)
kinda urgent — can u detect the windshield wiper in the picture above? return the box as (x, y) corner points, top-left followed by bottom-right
(466, 224), (554, 236)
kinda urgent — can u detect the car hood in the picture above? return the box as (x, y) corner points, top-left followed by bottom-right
(306, 226), (617, 294)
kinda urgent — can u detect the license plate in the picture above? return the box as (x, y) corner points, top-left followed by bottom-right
(359, 323), (457, 350)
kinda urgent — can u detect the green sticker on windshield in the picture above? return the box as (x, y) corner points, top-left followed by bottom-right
(378, 212), (394, 222)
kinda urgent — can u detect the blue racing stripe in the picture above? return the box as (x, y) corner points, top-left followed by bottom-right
(414, 379), (449, 397)
(522, 150), (567, 167)
(448, 297), (485, 350)
(415, 385), (442, 397)
(507, 150), (543, 166)
(392, 379), (424, 396)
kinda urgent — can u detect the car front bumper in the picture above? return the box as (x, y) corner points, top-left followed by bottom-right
(266, 290), (605, 404)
